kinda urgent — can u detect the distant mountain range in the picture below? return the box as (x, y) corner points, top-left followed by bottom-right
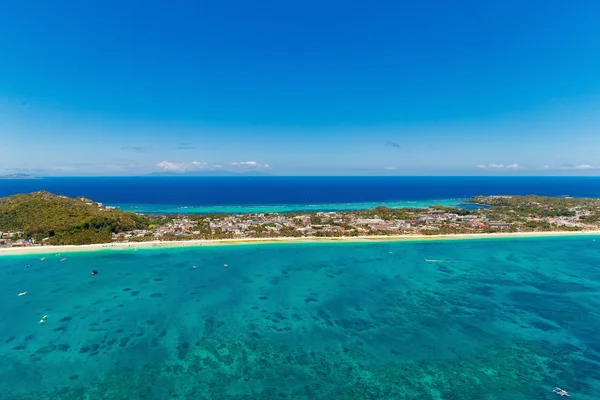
(145, 170), (273, 177)
(0, 173), (40, 180)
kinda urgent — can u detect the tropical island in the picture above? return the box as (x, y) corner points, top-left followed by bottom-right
(1, 191), (600, 249)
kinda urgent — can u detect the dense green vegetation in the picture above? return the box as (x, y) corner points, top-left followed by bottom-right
(357, 206), (419, 220)
(356, 205), (473, 221)
(469, 195), (594, 217)
(0, 191), (154, 245)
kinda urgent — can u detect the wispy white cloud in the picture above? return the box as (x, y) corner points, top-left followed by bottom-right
(155, 161), (208, 172)
(156, 161), (181, 171)
(557, 164), (600, 170)
(156, 160), (270, 172)
(531, 164), (600, 172)
(102, 162), (143, 170)
(121, 146), (149, 153)
(227, 161), (270, 169)
(476, 163), (519, 170)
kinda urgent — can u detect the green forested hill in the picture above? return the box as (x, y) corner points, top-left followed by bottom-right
(0, 191), (152, 245)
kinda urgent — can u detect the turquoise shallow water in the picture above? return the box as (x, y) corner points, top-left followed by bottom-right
(1, 237), (600, 399)
(111, 198), (465, 214)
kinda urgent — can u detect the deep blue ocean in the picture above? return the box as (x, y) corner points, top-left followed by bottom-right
(1, 176), (600, 213)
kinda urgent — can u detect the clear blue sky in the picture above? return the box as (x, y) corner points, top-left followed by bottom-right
(1, 0), (599, 176)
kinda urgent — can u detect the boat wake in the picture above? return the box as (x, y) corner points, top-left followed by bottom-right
(425, 259), (460, 263)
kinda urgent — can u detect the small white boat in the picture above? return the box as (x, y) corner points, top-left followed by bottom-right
(553, 388), (569, 397)
(60, 258), (67, 261)
(17, 292), (27, 297)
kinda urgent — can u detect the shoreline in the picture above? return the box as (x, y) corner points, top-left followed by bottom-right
(1, 230), (599, 256)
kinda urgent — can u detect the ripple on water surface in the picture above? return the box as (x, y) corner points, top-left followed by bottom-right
(1, 236), (599, 399)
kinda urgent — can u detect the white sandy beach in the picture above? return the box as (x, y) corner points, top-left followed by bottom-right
(1, 230), (599, 256)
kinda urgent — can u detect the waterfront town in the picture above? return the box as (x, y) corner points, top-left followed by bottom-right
(2, 193), (600, 248)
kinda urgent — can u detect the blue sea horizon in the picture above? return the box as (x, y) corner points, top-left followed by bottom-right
(1, 236), (599, 399)
(1, 176), (600, 214)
